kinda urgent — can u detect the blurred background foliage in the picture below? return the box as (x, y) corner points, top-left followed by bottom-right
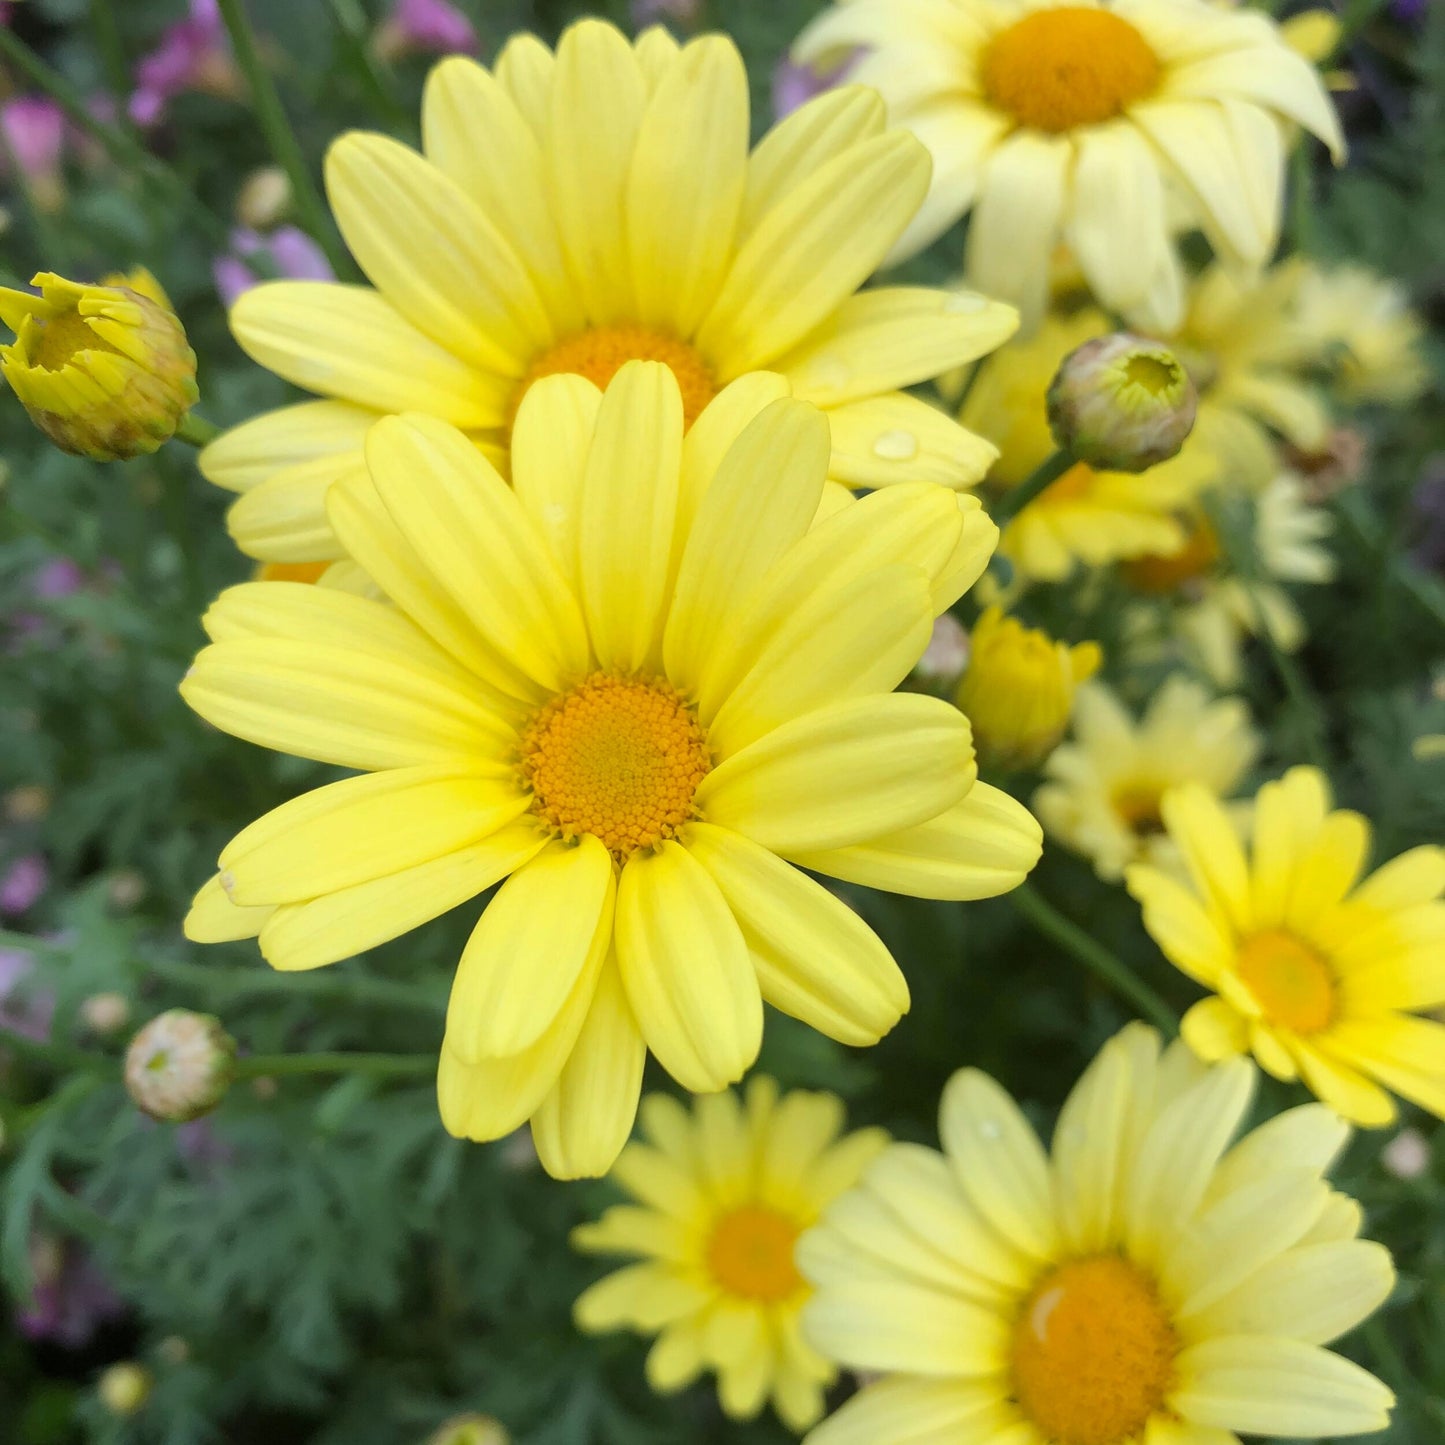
(0, 0), (1442, 1442)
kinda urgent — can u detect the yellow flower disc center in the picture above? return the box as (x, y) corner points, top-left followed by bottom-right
(705, 1206), (804, 1303)
(983, 8), (1161, 133)
(30, 310), (118, 372)
(1111, 782), (1166, 837)
(1236, 929), (1337, 1034)
(1012, 1254), (1178, 1445)
(519, 672), (710, 862)
(516, 325), (717, 427)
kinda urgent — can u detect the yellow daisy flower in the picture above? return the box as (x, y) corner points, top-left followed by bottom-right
(181, 364), (1043, 1178)
(961, 310), (1216, 583)
(1128, 766), (1445, 1127)
(800, 1023), (1396, 1445)
(792, 0), (1343, 329)
(573, 1077), (888, 1430)
(1036, 675), (1260, 880)
(200, 18), (1018, 566)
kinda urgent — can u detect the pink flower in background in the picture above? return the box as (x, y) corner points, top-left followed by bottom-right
(130, 0), (243, 128)
(0, 4), (13, 27)
(0, 855), (49, 916)
(771, 51), (861, 122)
(18, 1234), (125, 1348)
(0, 948), (55, 1041)
(32, 558), (86, 600)
(1, 97), (67, 211)
(213, 225), (335, 308)
(373, 0), (478, 59)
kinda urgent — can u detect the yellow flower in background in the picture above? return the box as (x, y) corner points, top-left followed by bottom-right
(1036, 675), (1260, 880)
(961, 310), (1216, 582)
(573, 1078), (887, 1430)
(182, 365), (1042, 1178)
(792, 0), (1342, 329)
(801, 1024), (1396, 1445)
(0, 268), (198, 461)
(200, 18), (1018, 565)
(1128, 766), (1445, 1126)
(955, 608), (1101, 770)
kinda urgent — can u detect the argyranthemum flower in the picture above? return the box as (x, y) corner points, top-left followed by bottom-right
(1036, 675), (1259, 880)
(181, 364), (1042, 1178)
(792, 0), (1343, 329)
(800, 1023), (1397, 1445)
(200, 17), (1018, 566)
(573, 1077), (888, 1429)
(961, 310), (1215, 583)
(1128, 766), (1445, 1126)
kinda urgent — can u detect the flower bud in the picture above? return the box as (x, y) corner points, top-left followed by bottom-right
(235, 166), (291, 230)
(428, 1415), (510, 1445)
(124, 1009), (235, 1123)
(910, 614), (970, 693)
(1047, 333), (1196, 473)
(0, 269), (198, 461)
(80, 991), (131, 1037)
(955, 607), (1101, 769)
(98, 1362), (152, 1416)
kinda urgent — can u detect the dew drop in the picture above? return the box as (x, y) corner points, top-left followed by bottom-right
(943, 291), (990, 315)
(873, 428), (918, 462)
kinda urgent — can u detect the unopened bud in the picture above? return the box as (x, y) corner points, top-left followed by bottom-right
(157, 1335), (190, 1366)
(107, 868), (148, 909)
(0, 268), (199, 461)
(911, 614), (970, 692)
(428, 1416), (510, 1445)
(124, 1010), (235, 1122)
(1381, 1128), (1431, 1181)
(4, 785), (51, 823)
(81, 992), (131, 1036)
(98, 1362), (152, 1416)
(955, 607), (1100, 770)
(235, 166), (291, 230)
(1047, 333), (1196, 473)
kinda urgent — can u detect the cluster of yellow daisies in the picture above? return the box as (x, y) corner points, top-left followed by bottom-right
(1, 4), (1439, 1443)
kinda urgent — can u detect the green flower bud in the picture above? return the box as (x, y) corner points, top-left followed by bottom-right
(1047, 333), (1196, 473)
(98, 1363), (153, 1417)
(124, 1009), (235, 1122)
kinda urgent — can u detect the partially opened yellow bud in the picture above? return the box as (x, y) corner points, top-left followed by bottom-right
(0, 268), (198, 461)
(427, 1416), (509, 1445)
(956, 607), (1101, 769)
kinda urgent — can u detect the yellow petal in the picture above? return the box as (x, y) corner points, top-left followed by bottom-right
(199, 400), (375, 495)
(823, 392), (1001, 492)
(804, 1379), (1017, 1445)
(1126, 863), (1235, 987)
(224, 453), (366, 563)
(1181, 997), (1251, 1062)
(677, 371), (792, 533)
(493, 31), (554, 137)
(1159, 783), (1254, 933)
(1321, 1016), (1445, 1121)
(183, 873), (272, 943)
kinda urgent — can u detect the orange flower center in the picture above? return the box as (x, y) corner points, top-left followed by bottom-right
(519, 673), (710, 862)
(1236, 929), (1337, 1034)
(1111, 782), (1166, 837)
(1119, 514), (1220, 594)
(983, 8), (1161, 134)
(705, 1206), (804, 1303)
(1012, 1254), (1178, 1445)
(515, 325), (717, 427)
(255, 559), (331, 584)
(1041, 460), (1099, 504)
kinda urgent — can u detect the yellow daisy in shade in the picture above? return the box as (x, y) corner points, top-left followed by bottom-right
(181, 364), (1042, 1178)
(960, 310), (1215, 583)
(200, 18), (1018, 566)
(1036, 675), (1259, 880)
(573, 1077), (888, 1430)
(800, 1023), (1397, 1445)
(1128, 766), (1445, 1127)
(792, 0), (1343, 329)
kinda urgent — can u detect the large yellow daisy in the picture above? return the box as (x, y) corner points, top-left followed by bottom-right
(199, 18), (1018, 566)
(181, 364), (1042, 1178)
(573, 1077), (888, 1430)
(793, 0), (1343, 329)
(1128, 766), (1445, 1127)
(800, 1023), (1396, 1445)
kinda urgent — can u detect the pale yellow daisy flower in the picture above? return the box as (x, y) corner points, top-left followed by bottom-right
(573, 1077), (888, 1430)
(1128, 766), (1445, 1127)
(961, 309), (1216, 583)
(793, 0), (1343, 329)
(1036, 675), (1260, 880)
(181, 364), (1042, 1178)
(801, 1023), (1396, 1445)
(200, 18), (1018, 566)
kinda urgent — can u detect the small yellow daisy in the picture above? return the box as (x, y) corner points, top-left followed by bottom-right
(793, 0), (1343, 328)
(182, 364), (1042, 1178)
(800, 1023), (1396, 1445)
(200, 18), (1018, 565)
(960, 310), (1216, 583)
(573, 1077), (888, 1430)
(1036, 675), (1260, 880)
(1128, 766), (1445, 1126)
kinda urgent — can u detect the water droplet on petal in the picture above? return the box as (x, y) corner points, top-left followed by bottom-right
(873, 428), (918, 461)
(944, 291), (990, 315)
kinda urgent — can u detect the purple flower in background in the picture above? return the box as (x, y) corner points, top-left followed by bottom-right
(18, 1234), (125, 1349)
(1411, 465), (1445, 575)
(0, 97), (67, 211)
(130, 0), (243, 128)
(1393, 0), (1428, 23)
(771, 51), (861, 122)
(32, 558), (86, 601)
(630, 0), (703, 30)
(0, 3), (12, 27)
(0, 947), (55, 1042)
(213, 225), (335, 308)
(0, 855), (48, 916)
(373, 0), (478, 59)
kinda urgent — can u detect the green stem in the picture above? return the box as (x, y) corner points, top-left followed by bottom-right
(144, 957), (447, 1015)
(173, 412), (222, 448)
(88, 0), (133, 104)
(214, 0), (352, 279)
(0, 1026), (115, 1076)
(990, 449), (1075, 528)
(1336, 489), (1445, 632)
(325, 0), (410, 129)
(234, 1051), (436, 1081)
(1010, 882), (1179, 1035)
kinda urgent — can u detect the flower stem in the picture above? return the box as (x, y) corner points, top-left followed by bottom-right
(234, 1052), (436, 1081)
(143, 957), (448, 1015)
(213, 0), (353, 280)
(0, 1026), (115, 1076)
(173, 412), (222, 448)
(1009, 881), (1179, 1035)
(88, 0), (133, 104)
(990, 449), (1074, 528)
